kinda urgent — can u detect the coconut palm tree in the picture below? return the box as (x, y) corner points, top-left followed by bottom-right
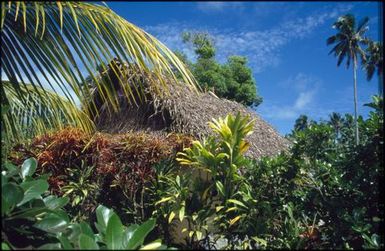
(327, 14), (369, 145)
(328, 112), (344, 143)
(294, 114), (309, 132)
(364, 41), (383, 95)
(0, 2), (197, 145)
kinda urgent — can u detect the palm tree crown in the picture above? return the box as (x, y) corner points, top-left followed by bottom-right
(327, 14), (369, 67)
(364, 41), (383, 81)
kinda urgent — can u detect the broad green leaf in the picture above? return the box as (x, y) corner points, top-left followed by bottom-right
(10, 207), (50, 219)
(122, 224), (139, 248)
(31, 198), (46, 208)
(43, 196), (69, 210)
(21, 157), (37, 179)
(2, 183), (24, 215)
(125, 218), (156, 250)
(96, 205), (114, 233)
(79, 234), (99, 250)
(57, 235), (73, 250)
(34, 213), (68, 233)
(80, 221), (95, 238)
(18, 179), (49, 206)
(67, 223), (82, 243)
(106, 213), (124, 250)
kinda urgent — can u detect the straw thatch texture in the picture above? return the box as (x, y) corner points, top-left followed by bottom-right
(90, 60), (290, 159)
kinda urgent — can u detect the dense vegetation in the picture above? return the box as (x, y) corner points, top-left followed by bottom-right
(1, 3), (383, 250)
(2, 97), (383, 249)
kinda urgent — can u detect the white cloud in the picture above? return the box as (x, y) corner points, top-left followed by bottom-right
(196, 2), (244, 13)
(294, 90), (316, 109)
(145, 4), (353, 73)
(258, 73), (321, 120)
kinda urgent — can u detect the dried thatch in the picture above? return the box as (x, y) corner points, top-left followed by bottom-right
(90, 60), (290, 159)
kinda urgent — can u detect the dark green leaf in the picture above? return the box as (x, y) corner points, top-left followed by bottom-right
(122, 224), (139, 248)
(80, 221), (94, 238)
(18, 179), (49, 206)
(125, 218), (156, 250)
(57, 235), (73, 250)
(21, 157), (38, 179)
(79, 234), (99, 250)
(96, 205), (114, 234)
(34, 213), (68, 233)
(2, 183), (24, 215)
(106, 213), (124, 250)
(43, 196), (69, 210)
(9, 207), (51, 219)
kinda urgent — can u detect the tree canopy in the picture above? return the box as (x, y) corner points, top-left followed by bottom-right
(176, 32), (263, 107)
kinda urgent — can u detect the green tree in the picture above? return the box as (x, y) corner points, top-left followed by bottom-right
(181, 32), (263, 107)
(327, 14), (369, 145)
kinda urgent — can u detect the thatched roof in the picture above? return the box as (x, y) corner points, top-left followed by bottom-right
(90, 60), (290, 159)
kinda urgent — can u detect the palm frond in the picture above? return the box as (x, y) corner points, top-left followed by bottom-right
(356, 16), (369, 34)
(1, 81), (94, 146)
(326, 35), (337, 46)
(1, 1), (197, 116)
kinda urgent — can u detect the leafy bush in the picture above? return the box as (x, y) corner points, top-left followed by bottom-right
(1, 157), (168, 250)
(8, 129), (193, 223)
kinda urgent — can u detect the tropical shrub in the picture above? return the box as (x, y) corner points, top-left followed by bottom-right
(1, 157), (168, 250)
(8, 128), (193, 224)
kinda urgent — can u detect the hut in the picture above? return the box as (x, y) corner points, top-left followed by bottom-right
(87, 59), (290, 159)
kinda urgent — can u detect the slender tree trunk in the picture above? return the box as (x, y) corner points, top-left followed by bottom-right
(353, 54), (360, 145)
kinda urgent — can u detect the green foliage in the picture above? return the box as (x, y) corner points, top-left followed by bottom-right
(177, 112), (254, 201)
(364, 41), (383, 81)
(164, 96), (382, 249)
(179, 32), (263, 107)
(1, 158), (167, 250)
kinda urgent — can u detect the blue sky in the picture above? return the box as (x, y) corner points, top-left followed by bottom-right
(107, 1), (382, 135)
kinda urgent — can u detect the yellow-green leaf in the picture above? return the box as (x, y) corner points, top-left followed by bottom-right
(155, 196), (173, 205)
(227, 199), (248, 209)
(179, 206), (185, 222)
(225, 207), (238, 213)
(229, 215), (241, 226)
(168, 211), (175, 224)
(216, 206), (224, 212)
